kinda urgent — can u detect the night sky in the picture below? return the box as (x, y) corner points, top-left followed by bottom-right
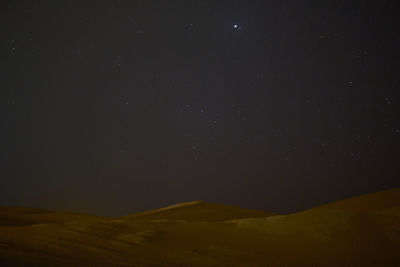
(1, 1), (399, 216)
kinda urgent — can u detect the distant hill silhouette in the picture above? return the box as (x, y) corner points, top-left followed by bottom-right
(123, 200), (276, 222)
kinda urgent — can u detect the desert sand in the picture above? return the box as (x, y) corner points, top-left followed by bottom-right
(0, 188), (399, 266)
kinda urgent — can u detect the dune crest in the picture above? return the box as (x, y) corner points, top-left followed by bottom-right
(0, 188), (399, 266)
(130, 200), (204, 215)
(123, 200), (276, 222)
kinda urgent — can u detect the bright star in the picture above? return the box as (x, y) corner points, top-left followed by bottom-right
(233, 24), (242, 30)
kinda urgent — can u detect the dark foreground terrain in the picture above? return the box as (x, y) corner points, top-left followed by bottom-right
(0, 188), (399, 266)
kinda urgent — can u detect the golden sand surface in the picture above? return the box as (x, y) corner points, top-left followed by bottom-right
(0, 188), (399, 266)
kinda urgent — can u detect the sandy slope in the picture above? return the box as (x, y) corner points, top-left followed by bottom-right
(0, 188), (399, 266)
(123, 200), (276, 222)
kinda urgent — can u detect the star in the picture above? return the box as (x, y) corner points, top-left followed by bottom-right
(233, 24), (242, 30)
(348, 80), (353, 87)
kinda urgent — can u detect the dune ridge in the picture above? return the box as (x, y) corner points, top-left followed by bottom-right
(0, 187), (399, 266)
(124, 200), (276, 222)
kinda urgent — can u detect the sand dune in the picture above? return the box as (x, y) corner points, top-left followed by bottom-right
(123, 200), (276, 222)
(306, 187), (400, 212)
(0, 188), (399, 266)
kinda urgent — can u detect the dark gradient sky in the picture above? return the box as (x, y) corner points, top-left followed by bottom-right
(1, 1), (399, 216)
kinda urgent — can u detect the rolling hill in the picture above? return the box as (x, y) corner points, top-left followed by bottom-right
(123, 200), (276, 222)
(0, 188), (399, 266)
